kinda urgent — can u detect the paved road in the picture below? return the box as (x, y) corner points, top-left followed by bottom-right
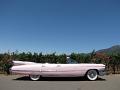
(0, 75), (120, 90)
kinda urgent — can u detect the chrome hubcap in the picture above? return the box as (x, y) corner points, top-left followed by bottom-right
(87, 70), (97, 80)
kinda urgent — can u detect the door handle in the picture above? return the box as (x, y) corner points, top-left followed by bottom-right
(57, 65), (61, 67)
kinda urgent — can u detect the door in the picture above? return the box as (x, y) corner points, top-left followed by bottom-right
(41, 64), (58, 77)
(56, 64), (83, 77)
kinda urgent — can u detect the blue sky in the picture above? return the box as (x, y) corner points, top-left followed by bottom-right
(0, 0), (120, 54)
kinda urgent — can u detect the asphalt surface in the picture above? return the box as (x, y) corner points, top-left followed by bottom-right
(0, 75), (120, 90)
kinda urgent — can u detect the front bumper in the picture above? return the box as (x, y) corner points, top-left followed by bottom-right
(98, 69), (106, 76)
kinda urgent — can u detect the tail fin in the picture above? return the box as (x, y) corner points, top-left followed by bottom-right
(13, 61), (37, 66)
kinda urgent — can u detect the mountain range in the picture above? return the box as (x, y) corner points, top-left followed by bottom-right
(96, 45), (120, 54)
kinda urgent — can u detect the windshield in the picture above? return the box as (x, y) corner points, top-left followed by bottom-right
(66, 58), (78, 64)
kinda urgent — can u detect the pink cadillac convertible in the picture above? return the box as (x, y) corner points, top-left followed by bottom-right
(10, 57), (105, 81)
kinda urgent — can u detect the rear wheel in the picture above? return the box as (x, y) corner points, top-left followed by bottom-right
(86, 70), (98, 81)
(29, 75), (40, 81)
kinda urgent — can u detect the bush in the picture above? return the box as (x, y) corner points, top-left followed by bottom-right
(0, 51), (120, 74)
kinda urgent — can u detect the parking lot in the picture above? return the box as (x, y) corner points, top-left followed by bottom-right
(0, 75), (120, 90)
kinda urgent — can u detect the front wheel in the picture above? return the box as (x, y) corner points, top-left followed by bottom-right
(29, 75), (40, 81)
(86, 70), (98, 81)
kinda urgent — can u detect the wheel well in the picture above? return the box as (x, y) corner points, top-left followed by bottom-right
(29, 75), (41, 78)
(85, 69), (99, 75)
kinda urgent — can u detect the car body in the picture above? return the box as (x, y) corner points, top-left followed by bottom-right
(10, 58), (106, 81)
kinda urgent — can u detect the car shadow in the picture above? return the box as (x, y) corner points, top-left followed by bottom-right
(13, 76), (106, 81)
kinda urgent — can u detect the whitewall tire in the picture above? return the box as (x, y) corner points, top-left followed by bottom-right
(29, 75), (40, 81)
(86, 70), (98, 81)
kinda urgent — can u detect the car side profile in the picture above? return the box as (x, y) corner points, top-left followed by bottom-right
(10, 57), (106, 81)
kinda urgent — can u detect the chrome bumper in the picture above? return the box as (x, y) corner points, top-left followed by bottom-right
(98, 69), (106, 76)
